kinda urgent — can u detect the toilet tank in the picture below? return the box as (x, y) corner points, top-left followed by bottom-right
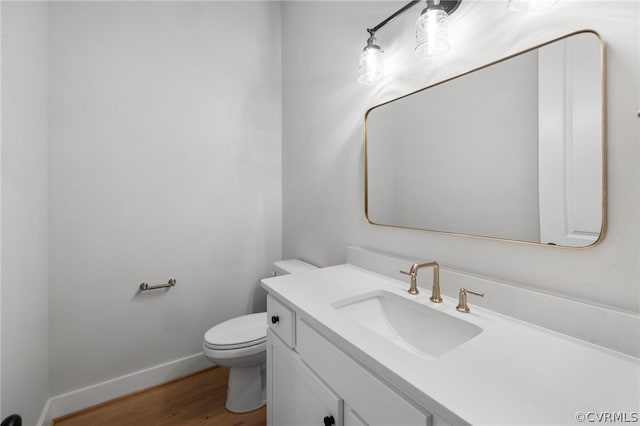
(272, 259), (318, 276)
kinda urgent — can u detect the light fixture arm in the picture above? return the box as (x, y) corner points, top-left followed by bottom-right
(367, 0), (421, 37)
(365, 0), (461, 38)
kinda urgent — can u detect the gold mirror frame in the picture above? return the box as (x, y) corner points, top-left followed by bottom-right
(364, 30), (607, 249)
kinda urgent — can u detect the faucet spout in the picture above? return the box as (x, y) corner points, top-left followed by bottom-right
(400, 261), (441, 303)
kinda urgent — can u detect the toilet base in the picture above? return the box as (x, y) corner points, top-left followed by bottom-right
(225, 363), (266, 413)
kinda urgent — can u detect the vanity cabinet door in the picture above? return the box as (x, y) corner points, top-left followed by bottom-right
(344, 403), (368, 426)
(297, 320), (431, 426)
(267, 329), (342, 426)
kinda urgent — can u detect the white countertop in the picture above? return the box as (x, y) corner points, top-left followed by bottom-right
(261, 264), (640, 426)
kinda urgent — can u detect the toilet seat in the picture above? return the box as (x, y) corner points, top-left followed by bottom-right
(204, 312), (267, 351)
(203, 337), (266, 351)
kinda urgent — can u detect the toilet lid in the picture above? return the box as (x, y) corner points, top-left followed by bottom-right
(204, 312), (267, 350)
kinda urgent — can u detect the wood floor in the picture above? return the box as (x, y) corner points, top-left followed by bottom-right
(52, 367), (266, 426)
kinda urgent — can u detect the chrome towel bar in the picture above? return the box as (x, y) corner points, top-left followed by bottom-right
(139, 278), (176, 291)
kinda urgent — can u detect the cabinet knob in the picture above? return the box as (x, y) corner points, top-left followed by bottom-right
(271, 315), (280, 324)
(323, 415), (335, 426)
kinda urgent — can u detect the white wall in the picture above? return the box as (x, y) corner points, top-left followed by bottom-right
(48, 1), (282, 395)
(1, 2), (50, 425)
(282, 1), (639, 314)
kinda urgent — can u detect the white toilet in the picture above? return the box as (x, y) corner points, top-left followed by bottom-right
(202, 259), (317, 413)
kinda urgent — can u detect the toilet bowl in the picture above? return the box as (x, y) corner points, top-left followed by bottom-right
(202, 312), (267, 413)
(202, 259), (317, 413)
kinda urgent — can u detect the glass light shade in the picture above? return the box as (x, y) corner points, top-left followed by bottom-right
(358, 43), (384, 85)
(415, 7), (450, 59)
(506, 0), (559, 13)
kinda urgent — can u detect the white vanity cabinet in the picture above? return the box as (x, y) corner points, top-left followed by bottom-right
(263, 261), (640, 426)
(267, 294), (341, 426)
(266, 295), (435, 426)
(267, 328), (342, 426)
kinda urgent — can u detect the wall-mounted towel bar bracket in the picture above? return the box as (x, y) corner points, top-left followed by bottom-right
(139, 278), (176, 291)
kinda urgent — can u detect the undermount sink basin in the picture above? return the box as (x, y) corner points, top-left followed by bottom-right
(332, 290), (482, 359)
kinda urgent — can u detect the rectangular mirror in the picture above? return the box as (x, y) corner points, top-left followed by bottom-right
(365, 30), (606, 248)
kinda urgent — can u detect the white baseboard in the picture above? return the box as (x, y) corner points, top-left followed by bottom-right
(38, 353), (212, 426)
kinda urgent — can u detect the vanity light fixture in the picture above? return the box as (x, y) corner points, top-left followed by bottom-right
(358, 35), (384, 85)
(415, 0), (460, 58)
(506, 0), (559, 13)
(358, 0), (462, 85)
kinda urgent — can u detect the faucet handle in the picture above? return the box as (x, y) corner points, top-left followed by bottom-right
(456, 288), (484, 313)
(399, 270), (419, 295)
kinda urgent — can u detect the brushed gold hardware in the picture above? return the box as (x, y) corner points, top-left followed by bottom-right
(400, 261), (441, 302)
(399, 270), (418, 295)
(456, 288), (484, 313)
(139, 278), (176, 291)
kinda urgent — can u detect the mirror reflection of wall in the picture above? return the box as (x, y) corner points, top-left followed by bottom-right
(365, 31), (604, 248)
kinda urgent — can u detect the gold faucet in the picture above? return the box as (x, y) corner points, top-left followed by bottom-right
(400, 261), (442, 303)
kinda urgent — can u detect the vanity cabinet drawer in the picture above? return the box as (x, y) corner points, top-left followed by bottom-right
(267, 295), (295, 348)
(297, 319), (431, 426)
